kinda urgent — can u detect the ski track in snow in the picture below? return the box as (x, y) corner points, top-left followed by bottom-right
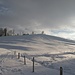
(0, 51), (25, 75)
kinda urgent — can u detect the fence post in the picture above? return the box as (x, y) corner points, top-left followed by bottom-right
(33, 57), (34, 72)
(60, 67), (63, 75)
(18, 53), (20, 59)
(14, 51), (16, 58)
(24, 56), (26, 65)
(14, 51), (16, 56)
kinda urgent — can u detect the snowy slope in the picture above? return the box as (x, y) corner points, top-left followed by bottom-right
(0, 34), (75, 75)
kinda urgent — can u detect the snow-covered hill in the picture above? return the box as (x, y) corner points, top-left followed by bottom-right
(0, 34), (75, 75)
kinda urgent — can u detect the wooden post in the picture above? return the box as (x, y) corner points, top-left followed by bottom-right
(60, 67), (63, 75)
(18, 53), (20, 59)
(33, 57), (34, 72)
(14, 51), (16, 56)
(24, 56), (26, 65)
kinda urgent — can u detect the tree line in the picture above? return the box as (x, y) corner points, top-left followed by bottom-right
(0, 28), (44, 37)
(0, 28), (15, 36)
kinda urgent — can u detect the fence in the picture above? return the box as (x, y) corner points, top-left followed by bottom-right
(17, 52), (63, 75)
(4, 51), (63, 75)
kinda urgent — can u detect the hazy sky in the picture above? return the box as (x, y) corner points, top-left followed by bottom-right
(0, 0), (75, 39)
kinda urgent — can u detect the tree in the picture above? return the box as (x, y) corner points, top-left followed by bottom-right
(7, 30), (13, 36)
(12, 29), (15, 35)
(4, 28), (7, 36)
(32, 31), (34, 34)
(42, 31), (44, 34)
(0, 28), (4, 36)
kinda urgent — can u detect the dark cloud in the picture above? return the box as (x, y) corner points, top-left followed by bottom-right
(0, 0), (75, 39)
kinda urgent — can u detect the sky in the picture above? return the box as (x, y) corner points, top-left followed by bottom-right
(0, 0), (75, 39)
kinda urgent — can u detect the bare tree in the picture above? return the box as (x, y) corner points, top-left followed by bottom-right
(32, 31), (34, 34)
(42, 31), (44, 34)
(0, 28), (4, 36)
(4, 28), (7, 36)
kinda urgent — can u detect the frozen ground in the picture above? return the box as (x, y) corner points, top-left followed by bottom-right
(0, 34), (75, 75)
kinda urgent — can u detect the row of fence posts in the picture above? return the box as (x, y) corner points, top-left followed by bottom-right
(17, 53), (63, 75)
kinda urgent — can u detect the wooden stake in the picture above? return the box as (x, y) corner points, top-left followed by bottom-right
(33, 57), (34, 72)
(60, 67), (63, 75)
(24, 56), (26, 65)
(18, 53), (20, 59)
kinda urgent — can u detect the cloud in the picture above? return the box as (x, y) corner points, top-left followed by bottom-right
(0, 0), (75, 39)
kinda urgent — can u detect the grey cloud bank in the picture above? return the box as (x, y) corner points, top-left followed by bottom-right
(0, 0), (75, 39)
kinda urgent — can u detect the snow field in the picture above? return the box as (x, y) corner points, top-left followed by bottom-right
(0, 34), (75, 75)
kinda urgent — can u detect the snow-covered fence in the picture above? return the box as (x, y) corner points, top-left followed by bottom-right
(21, 53), (35, 72)
(17, 53), (64, 74)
